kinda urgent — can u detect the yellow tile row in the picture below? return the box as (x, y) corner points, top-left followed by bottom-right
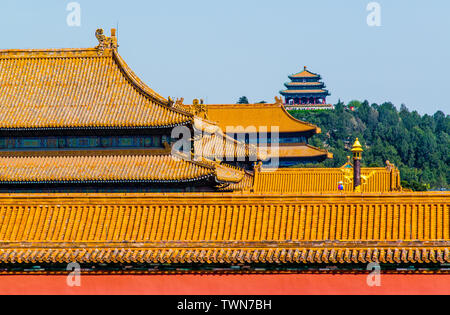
(0, 202), (448, 243)
(0, 153), (246, 183)
(254, 167), (402, 193)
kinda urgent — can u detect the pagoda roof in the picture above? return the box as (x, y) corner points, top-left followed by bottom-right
(0, 29), (193, 130)
(289, 67), (320, 79)
(0, 151), (246, 185)
(199, 102), (321, 134)
(280, 89), (330, 95)
(284, 82), (324, 87)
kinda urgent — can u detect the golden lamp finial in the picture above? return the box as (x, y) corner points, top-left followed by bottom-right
(351, 138), (363, 192)
(351, 138), (363, 160)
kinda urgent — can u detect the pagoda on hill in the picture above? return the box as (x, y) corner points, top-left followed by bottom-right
(280, 66), (333, 110)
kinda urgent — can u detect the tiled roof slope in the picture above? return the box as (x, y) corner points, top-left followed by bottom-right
(202, 103), (321, 134)
(0, 152), (245, 184)
(218, 170), (255, 192)
(0, 45), (192, 129)
(262, 144), (333, 160)
(254, 167), (402, 193)
(0, 193), (447, 266)
(289, 67), (320, 79)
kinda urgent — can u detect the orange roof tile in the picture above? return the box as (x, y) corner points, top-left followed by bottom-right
(0, 152), (244, 184)
(289, 68), (320, 78)
(0, 46), (192, 129)
(0, 192), (447, 266)
(254, 167), (402, 193)
(218, 170), (255, 192)
(261, 144), (333, 160)
(202, 103), (320, 134)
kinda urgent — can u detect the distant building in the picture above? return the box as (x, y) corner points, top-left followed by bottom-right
(280, 66), (334, 110)
(180, 100), (333, 167)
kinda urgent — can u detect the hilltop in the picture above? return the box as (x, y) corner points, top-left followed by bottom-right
(289, 101), (449, 191)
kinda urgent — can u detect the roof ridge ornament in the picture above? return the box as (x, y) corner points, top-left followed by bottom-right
(95, 28), (118, 53)
(274, 96), (283, 105)
(192, 99), (209, 119)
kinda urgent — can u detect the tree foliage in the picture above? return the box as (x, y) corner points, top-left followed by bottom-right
(289, 101), (450, 191)
(237, 96), (249, 104)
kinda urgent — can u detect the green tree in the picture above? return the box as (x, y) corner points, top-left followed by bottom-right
(289, 102), (450, 191)
(237, 96), (249, 104)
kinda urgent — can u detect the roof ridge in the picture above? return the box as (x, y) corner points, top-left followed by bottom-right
(111, 49), (168, 106)
(111, 48), (195, 118)
(0, 47), (106, 58)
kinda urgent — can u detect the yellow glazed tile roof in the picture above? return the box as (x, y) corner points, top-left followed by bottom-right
(289, 68), (320, 78)
(0, 192), (447, 265)
(203, 103), (321, 134)
(0, 47), (192, 129)
(218, 170), (255, 192)
(0, 152), (244, 184)
(254, 167), (402, 193)
(262, 144), (333, 160)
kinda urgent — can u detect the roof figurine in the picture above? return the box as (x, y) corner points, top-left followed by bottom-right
(95, 28), (118, 51)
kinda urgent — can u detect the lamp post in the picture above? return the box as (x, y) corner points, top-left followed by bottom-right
(351, 138), (363, 192)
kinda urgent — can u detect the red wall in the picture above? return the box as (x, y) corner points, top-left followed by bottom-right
(0, 274), (449, 295)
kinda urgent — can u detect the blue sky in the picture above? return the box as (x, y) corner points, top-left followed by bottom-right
(0, 0), (449, 114)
